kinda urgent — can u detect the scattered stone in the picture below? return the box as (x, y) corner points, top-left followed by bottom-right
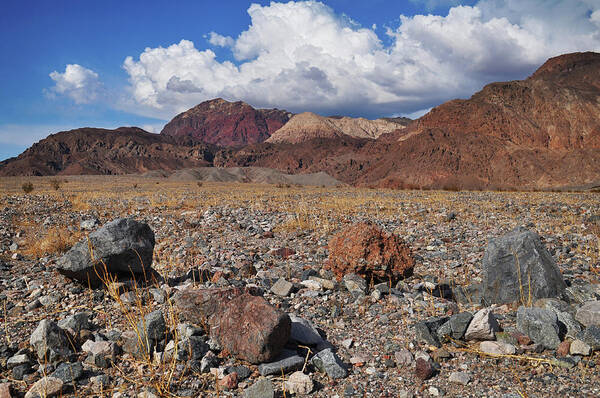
(480, 341), (517, 355)
(437, 312), (473, 342)
(326, 222), (414, 284)
(289, 314), (323, 346)
(7, 353), (30, 369)
(464, 308), (499, 341)
(58, 312), (91, 334)
(516, 306), (561, 349)
(311, 348), (347, 379)
(575, 301), (600, 327)
(449, 371), (471, 385)
(271, 278), (293, 296)
(415, 358), (434, 380)
(481, 227), (566, 304)
(219, 372), (238, 390)
(415, 317), (449, 347)
(557, 340), (571, 356)
(137, 310), (166, 355)
(24, 376), (63, 398)
(0, 383), (11, 398)
(394, 349), (414, 367)
(56, 218), (156, 286)
(258, 350), (304, 376)
(342, 273), (368, 296)
(30, 319), (74, 361)
(285, 371), (314, 395)
(578, 325), (600, 350)
(243, 377), (274, 398)
(50, 362), (84, 383)
(80, 218), (100, 231)
(570, 339), (592, 356)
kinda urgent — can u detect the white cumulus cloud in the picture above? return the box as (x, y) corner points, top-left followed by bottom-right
(208, 32), (235, 47)
(48, 64), (102, 104)
(121, 0), (600, 119)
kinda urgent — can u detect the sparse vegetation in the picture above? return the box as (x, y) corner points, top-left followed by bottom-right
(21, 181), (34, 193)
(50, 179), (61, 190)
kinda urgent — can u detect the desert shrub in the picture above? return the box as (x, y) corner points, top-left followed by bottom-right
(49, 179), (61, 190)
(197, 181), (203, 187)
(21, 182), (34, 193)
(26, 227), (80, 257)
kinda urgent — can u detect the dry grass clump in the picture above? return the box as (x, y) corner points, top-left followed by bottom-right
(25, 227), (81, 257)
(21, 182), (34, 193)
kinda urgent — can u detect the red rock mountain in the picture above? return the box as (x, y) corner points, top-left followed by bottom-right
(160, 98), (292, 147)
(221, 52), (600, 190)
(0, 127), (213, 176)
(2, 52), (599, 190)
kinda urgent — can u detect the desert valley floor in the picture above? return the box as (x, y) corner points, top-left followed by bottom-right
(0, 176), (599, 397)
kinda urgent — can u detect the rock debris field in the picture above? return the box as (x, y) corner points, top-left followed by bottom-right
(0, 176), (600, 397)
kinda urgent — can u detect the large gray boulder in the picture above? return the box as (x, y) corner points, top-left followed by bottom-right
(481, 228), (566, 305)
(56, 218), (155, 286)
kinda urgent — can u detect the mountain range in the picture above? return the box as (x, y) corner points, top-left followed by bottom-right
(1, 52), (599, 190)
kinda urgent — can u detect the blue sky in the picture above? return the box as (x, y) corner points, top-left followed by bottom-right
(1, 0), (599, 161)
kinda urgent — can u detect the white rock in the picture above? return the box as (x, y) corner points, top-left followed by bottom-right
(449, 371), (471, 385)
(284, 371), (313, 395)
(25, 377), (63, 398)
(464, 308), (499, 341)
(570, 339), (592, 356)
(479, 341), (516, 355)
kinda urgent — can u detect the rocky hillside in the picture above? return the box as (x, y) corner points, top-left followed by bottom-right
(221, 52), (600, 190)
(160, 98), (292, 147)
(0, 127), (214, 176)
(358, 52), (600, 189)
(266, 112), (407, 144)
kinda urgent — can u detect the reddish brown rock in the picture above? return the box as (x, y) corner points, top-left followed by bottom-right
(0, 383), (12, 398)
(219, 372), (238, 390)
(325, 222), (414, 283)
(216, 293), (291, 364)
(161, 98), (292, 147)
(556, 340), (571, 357)
(173, 287), (291, 363)
(415, 358), (435, 380)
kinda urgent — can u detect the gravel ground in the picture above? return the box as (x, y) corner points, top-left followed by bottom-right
(0, 176), (599, 397)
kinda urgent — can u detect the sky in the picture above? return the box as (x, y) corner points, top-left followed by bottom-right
(1, 0), (599, 161)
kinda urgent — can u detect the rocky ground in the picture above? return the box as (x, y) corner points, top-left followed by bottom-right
(0, 176), (599, 397)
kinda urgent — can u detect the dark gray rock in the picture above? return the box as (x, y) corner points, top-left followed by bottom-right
(7, 353), (30, 369)
(226, 365), (251, 380)
(58, 312), (91, 334)
(30, 319), (74, 361)
(289, 314), (323, 346)
(169, 336), (209, 362)
(578, 325), (600, 350)
(516, 307), (561, 350)
(415, 317), (449, 347)
(535, 298), (582, 339)
(452, 284), (482, 305)
(137, 310), (166, 355)
(311, 348), (347, 379)
(437, 312), (473, 342)
(258, 350), (304, 376)
(56, 218), (155, 286)
(243, 377), (274, 398)
(481, 228), (566, 304)
(50, 362), (84, 383)
(564, 280), (600, 305)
